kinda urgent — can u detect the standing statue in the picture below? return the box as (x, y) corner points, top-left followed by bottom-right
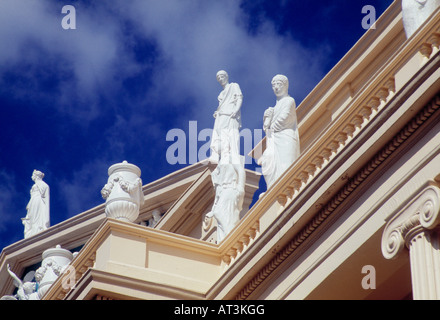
(259, 75), (300, 189)
(22, 170), (50, 239)
(210, 70), (243, 164)
(402, 0), (440, 38)
(206, 144), (246, 243)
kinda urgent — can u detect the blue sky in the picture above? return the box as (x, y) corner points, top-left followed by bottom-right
(0, 0), (392, 249)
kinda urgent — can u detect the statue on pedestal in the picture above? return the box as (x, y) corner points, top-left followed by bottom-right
(205, 70), (246, 242)
(402, 0), (440, 38)
(206, 144), (246, 243)
(259, 75), (300, 189)
(210, 70), (243, 164)
(22, 170), (50, 239)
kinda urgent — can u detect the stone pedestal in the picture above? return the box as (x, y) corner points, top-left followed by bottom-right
(101, 161), (144, 223)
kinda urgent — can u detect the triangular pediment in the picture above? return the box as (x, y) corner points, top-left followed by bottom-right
(156, 161), (260, 242)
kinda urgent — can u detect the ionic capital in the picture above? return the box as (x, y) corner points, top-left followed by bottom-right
(382, 184), (440, 260)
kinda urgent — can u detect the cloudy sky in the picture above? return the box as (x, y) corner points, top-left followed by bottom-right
(0, 0), (392, 249)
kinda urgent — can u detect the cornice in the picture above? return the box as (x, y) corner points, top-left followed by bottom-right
(137, 160), (209, 221)
(156, 167), (214, 232)
(225, 5), (440, 300)
(250, 7), (440, 214)
(233, 90), (440, 299)
(42, 218), (220, 300)
(41, 83), (440, 300)
(65, 268), (206, 300)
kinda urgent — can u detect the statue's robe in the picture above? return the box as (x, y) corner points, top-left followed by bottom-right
(402, 0), (440, 38)
(210, 82), (243, 163)
(261, 96), (300, 188)
(24, 180), (50, 238)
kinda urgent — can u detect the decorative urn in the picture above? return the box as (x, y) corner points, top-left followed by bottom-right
(101, 161), (144, 223)
(36, 245), (73, 299)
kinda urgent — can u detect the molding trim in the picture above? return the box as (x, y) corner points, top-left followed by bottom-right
(235, 92), (440, 300)
(43, 218), (220, 300)
(66, 268), (206, 300)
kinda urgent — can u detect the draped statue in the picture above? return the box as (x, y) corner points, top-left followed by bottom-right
(259, 75), (300, 189)
(205, 70), (246, 242)
(22, 170), (50, 239)
(206, 144), (246, 243)
(210, 70), (243, 164)
(402, 0), (440, 38)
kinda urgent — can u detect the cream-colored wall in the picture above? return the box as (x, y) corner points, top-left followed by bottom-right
(210, 17), (440, 298)
(44, 219), (224, 300)
(259, 119), (440, 299)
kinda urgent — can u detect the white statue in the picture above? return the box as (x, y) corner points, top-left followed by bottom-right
(1, 264), (39, 300)
(259, 75), (300, 189)
(22, 170), (50, 239)
(148, 209), (162, 228)
(1, 245), (74, 300)
(210, 70), (243, 164)
(402, 0), (440, 38)
(206, 144), (246, 243)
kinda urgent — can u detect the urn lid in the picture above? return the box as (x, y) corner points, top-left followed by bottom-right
(42, 245), (74, 260)
(108, 160), (141, 177)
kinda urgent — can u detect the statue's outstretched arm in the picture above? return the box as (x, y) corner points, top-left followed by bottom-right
(7, 264), (23, 288)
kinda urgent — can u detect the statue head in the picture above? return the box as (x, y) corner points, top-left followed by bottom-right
(271, 74), (289, 98)
(151, 209), (161, 221)
(216, 70), (229, 87)
(32, 170), (45, 181)
(22, 282), (36, 294)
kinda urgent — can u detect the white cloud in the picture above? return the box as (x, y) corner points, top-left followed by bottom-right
(0, 0), (127, 122)
(116, 0), (329, 130)
(0, 0), (328, 129)
(0, 1), (331, 221)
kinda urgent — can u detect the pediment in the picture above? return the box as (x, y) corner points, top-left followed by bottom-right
(155, 161), (260, 241)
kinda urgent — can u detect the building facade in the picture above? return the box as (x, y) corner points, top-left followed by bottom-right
(1, 0), (440, 300)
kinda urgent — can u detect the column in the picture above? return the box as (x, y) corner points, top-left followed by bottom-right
(407, 230), (440, 299)
(382, 184), (440, 300)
